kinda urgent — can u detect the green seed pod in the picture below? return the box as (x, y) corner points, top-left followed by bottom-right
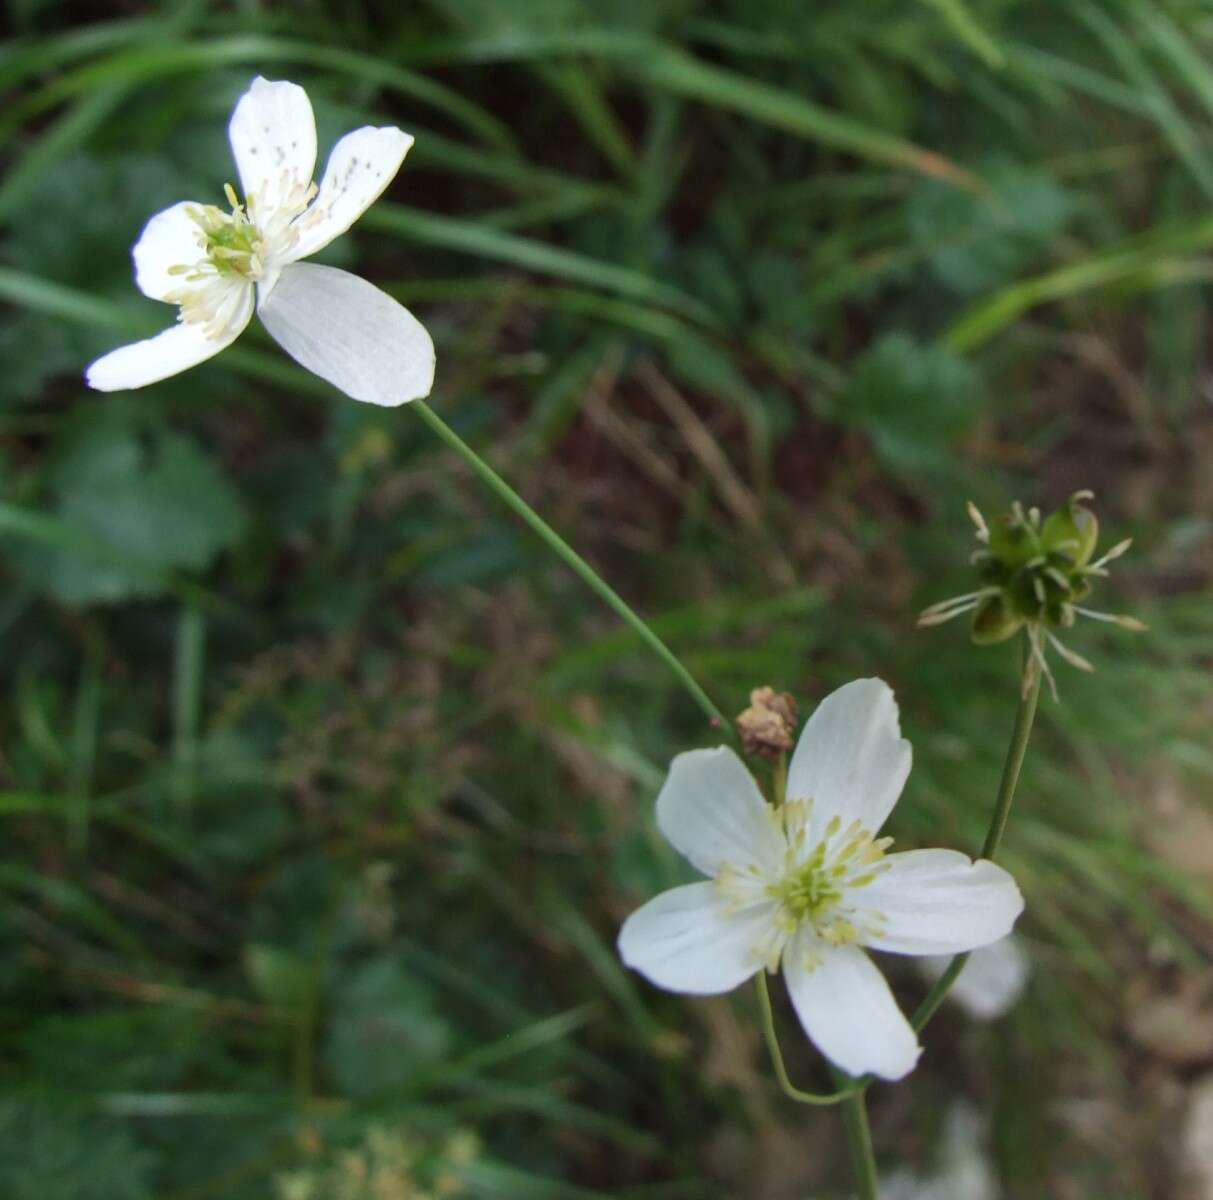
(971, 594), (1024, 645)
(986, 511), (1037, 570)
(1040, 492), (1099, 569)
(921, 491), (1142, 699)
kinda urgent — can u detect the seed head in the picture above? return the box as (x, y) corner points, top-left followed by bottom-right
(919, 492), (1144, 698)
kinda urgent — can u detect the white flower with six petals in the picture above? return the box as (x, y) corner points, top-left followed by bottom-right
(617, 678), (1025, 1081)
(86, 76), (434, 406)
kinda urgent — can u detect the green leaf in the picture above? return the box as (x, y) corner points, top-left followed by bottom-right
(908, 161), (1075, 296)
(0, 1098), (154, 1200)
(323, 958), (452, 1098)
(243, 943), (313, 1011)
(14, 419), (247, 604)
(837, 333), (981, 477)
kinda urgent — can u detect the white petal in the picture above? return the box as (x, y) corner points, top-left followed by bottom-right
(618, 882), (776, 995)
(258, 263), (434, 406)
(287, 126), (414, 262)
(132, 201), (206, 301)
(85, 290), (253, 391)
(783, 933), (920, 1081)
(228, 76), (317, 208)
(655, 746), (785, 879)
(918, 935), (1030, 1021)
(785, 678), (911, 840)
(858, 849), (1024, 957)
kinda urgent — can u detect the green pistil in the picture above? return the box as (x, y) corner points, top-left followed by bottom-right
(204, 223), (257, 270)
(204, 219), (260, 277)
(186, 186), (263, 280)
(771, 845), (844, 923)
(767, 812), (890, 940)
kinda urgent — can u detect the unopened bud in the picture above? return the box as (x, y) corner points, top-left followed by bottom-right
(736, 686), (799, 757)
(970, 593), (1023, 645)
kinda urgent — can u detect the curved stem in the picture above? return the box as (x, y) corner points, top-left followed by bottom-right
(910, 632), (1041, 1034)
(412, 400), (728, 730)
(754, 971), (858, 1106)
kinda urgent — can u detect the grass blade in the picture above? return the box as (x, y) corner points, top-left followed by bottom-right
(10, 35), (517, 155)
(1071, 0), (1213, 200)
(397, 29), (979, 188)
(364, 203), (715, 322)
(0, 84), (130, 224)
(944, 212), (1213, 348)
(921, 0), (1005, 69)
(627, 42), (981, 191)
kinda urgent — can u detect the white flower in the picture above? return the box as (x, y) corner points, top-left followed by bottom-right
(86, 76), (435, 406)
(918, 934), (1030, 1021)
(617, 678), (1025, 1081)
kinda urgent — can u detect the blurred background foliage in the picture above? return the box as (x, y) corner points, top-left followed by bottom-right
(2, 0), (1213, 1196)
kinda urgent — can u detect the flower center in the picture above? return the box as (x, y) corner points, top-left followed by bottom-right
(162, 177), (320, 342)
(712, 803), (894, 973)
(771, 844), (844, 924)
(768, 810), (892, 946)
(189, 184), (266, 280)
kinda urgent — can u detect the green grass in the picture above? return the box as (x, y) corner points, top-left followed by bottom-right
(2, 1), (1212, 1196)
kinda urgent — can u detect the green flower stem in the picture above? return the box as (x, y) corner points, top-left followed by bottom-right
(837, 1069), (880, 1200)
(411, 401), (728, 728)
(754, 752), (863, 1117)
(753, 630), (1041, 1200)
(771, 750), (787, 810)
(909, 632), (1041, 1033)
(754, 970), (860, 1106)
(908, 950), (969, 1035)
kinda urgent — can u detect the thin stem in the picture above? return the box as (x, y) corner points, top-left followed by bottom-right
(754, 971), (858, 1106)
(910, 631), (1041, 1033)
(979, 637), (1042, 861)
(909, 951), (969, 1035)
(771, 750), (787, 808)
(837, 1071), (880, 1200)
(412, 400), (728, 730)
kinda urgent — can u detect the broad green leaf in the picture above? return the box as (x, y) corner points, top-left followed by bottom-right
(0, 1099), (154, 1200)
(907, 161), (1075, 296)
(838, 333), (981, 477)
(12, 419), (246, 604)
(324, 959), (452, 1098)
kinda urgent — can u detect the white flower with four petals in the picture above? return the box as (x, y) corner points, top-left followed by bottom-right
(618, 678), (1025, 1080)
(86, 76), (434, 406)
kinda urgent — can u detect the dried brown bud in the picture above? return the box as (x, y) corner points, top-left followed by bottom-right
(735, 686), (799, 757)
